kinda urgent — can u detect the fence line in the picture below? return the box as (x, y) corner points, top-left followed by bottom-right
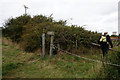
(111, 39), (120, 47)
(53, 45), (120, 67)
(91, 43), (120, 53)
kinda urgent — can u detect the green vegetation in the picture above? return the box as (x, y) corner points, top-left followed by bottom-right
(2, 14), (120, 78)
(2, 35), (120, 78)
(3, 14), (101, 52)
(2, 38), (102, 78)
(98, 47), (120, 79)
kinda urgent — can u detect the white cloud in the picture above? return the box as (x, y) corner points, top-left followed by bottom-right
(0, 0), (119, 35)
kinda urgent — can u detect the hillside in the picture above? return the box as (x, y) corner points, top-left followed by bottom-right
(2, 14), (120, 79)
(2, 37), (102, 78)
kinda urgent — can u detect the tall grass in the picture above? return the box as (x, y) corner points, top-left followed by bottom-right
(98, 48), (120, 79)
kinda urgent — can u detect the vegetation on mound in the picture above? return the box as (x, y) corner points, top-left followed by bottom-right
(2, 14), (120, 78)
(2, 14), (101, 52)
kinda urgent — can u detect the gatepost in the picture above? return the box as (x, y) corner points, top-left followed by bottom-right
(47, 31), (54, 58)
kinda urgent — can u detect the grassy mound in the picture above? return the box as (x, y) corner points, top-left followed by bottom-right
(2, 37), (102, 78)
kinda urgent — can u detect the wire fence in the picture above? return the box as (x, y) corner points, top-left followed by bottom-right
(91, 43), (120, 53)
(111, 38), (120, 47)
(53, 45), (120, 67)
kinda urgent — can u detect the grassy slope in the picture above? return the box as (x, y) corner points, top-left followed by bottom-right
(2, 37), (102, 78)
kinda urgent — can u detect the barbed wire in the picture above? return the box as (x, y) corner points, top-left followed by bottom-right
(53, 45), (120, 67)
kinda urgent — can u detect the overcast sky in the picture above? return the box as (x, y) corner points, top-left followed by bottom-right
(0, 0), (120, 35)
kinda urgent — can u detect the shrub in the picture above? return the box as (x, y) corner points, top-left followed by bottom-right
(3, 15), (31, 42)
(3, 14), (101, 52)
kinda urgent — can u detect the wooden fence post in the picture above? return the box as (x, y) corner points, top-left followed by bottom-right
(50, 35), (54, 57)
(76, 40), (78, 49)
(57, 44), (60, 51)
(42, 33), (45, 58)
(47, 31), (54, 58)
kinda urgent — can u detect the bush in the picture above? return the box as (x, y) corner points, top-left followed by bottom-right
(3, 14), (101, 52)
(3, 15), (31, 42)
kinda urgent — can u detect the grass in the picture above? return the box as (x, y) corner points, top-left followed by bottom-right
(97, 48), (120, 79)
(5, 55), (101, 78)
(2, 37), (103, 78)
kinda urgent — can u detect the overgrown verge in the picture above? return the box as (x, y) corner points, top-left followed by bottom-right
(98, 47), (120, 79)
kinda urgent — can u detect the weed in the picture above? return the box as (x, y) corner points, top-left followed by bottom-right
(2, 62), (17, 76)
(74, 56), (79, 61)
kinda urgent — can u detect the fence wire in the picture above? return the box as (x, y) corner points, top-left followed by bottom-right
(53, 45), (120, 67)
